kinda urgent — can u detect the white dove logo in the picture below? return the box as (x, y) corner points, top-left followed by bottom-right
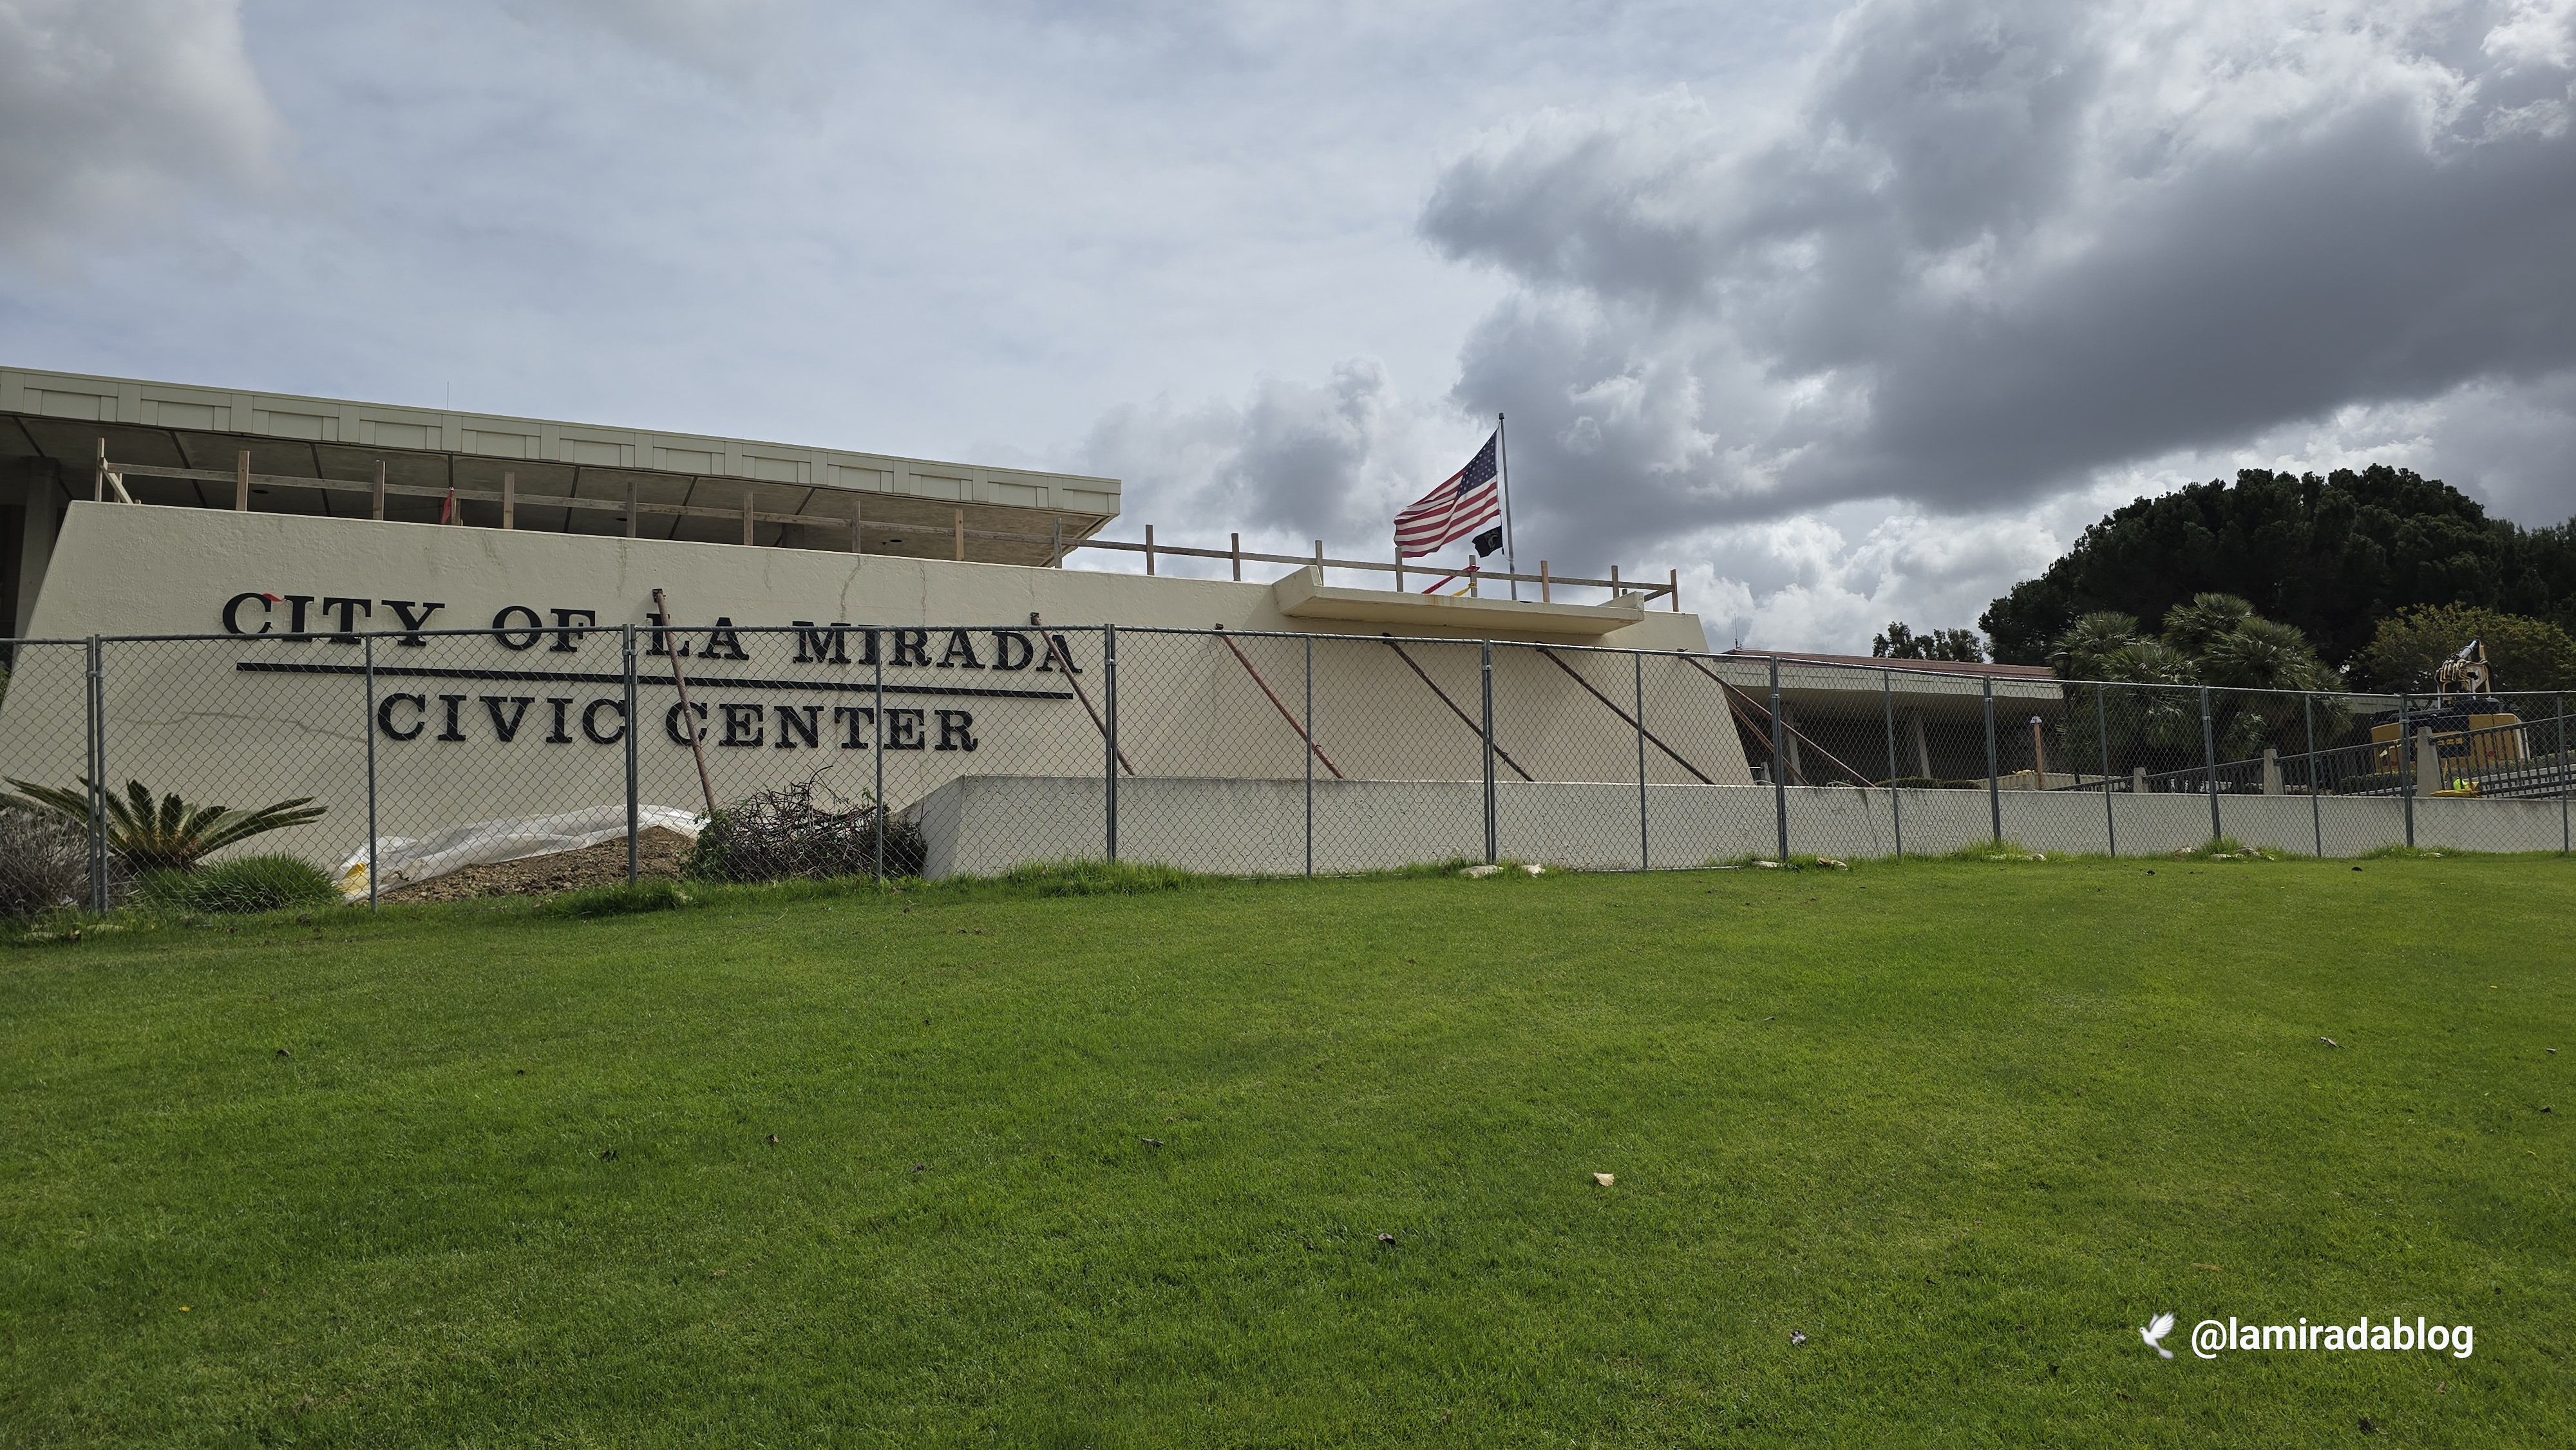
(2140, 1311), (2176, 1359)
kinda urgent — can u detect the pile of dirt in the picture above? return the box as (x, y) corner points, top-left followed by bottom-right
(380, 827), (694, 903)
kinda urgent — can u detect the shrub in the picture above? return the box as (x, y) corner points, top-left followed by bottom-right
(0, 805), (100, 919)
(685, 770), (925, 883)
(135, 854), (339, 915)
(0, 778), (325, 872)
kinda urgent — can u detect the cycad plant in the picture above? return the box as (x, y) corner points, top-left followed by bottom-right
(0, 778), (325, 872)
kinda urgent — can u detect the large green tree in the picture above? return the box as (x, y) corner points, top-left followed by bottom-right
(2351, 605), (2576, 694)
(1980, 467), (2576, 668)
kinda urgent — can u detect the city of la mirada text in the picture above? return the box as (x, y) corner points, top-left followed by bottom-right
(218, 590), (1085, 754)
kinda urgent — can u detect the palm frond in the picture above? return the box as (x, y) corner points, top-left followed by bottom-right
(4, 778), (99, 824)
(194, 798), (327, 857)
(0, 778), (323, 871)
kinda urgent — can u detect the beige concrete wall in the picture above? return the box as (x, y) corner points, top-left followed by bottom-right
(913, 776), (2569, 876)
(0, 505), (1736, 870)
(23, 503), (1707, 648)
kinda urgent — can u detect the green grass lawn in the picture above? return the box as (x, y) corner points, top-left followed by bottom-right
(1, 856), (2568, 1446)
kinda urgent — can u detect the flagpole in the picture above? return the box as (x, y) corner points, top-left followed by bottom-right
(1497, 412), (1519, 601)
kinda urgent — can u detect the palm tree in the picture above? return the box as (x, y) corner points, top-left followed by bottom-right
(2199, 616), (2348, 758)
(2050, 598), (2345, 773)
(0, 779), (325, 872)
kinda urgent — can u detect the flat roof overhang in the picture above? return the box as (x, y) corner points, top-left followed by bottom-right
(0, 366), (1117, 567)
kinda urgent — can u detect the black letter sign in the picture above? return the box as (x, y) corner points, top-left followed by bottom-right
(491, 607), (544, 651)
(377, 693), (426, 740)
(884, 708), (925, 749)
(719, 702), (766, 747)
(222, 591), (275, 636)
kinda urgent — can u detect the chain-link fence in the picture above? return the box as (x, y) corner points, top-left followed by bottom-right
(2, 628), (2568, 918)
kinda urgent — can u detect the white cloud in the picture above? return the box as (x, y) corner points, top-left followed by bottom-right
(1, 0), (2569, 661)
(505, 0), (815, 88)
(0, 0), (281, 259)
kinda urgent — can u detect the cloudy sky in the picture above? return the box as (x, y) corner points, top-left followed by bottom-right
(6, 0), (2573, 651)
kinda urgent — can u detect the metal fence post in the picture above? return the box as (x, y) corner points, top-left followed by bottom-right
(365, 634), (381, 910)
(1982, 675), (2000, 845)
(1882, 666), (1902, 859)
(2097, 682), (2116, 858)
(1634, 650), (1648, 870)
(2399, 695), (2414, 849)
(2304, 692), (2322, 859)
(2558, 691), (2568, 854)
(1303, 633), (1314, 878)
(85, 636), (104, 913)
(1105, 623), (1120, 864)
(873, 629), (887, 882)
(2199, 684), (2221, 843)
(1481, 639), (1497, 865)
(623, 623), (639, 885)
(1770, 655), (1790, 862)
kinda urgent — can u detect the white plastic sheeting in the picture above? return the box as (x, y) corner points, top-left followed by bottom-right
(336, 805), (704, 899)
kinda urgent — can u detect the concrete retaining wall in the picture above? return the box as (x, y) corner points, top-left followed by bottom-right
(913, 775), (2575, 877)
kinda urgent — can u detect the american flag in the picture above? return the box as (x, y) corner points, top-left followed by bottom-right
(1394, 432), (1501, 558)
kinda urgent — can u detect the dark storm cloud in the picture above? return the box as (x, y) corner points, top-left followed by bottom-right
(1422, 0), (2576, 564)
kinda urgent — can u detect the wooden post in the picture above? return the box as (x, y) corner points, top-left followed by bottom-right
(625, 482), (638, 538)
(849, 496), (864, 554)
(93, 438), (106, 502)
(743, 491), (757, 547)
(953, 508), (965, 561)
(1540, 560), (1551, 603)
(1144, 523), (1155, 575)
(652, 587), (719, 822)
(1231, 532), (1241, 581)
(1670, 569), (1680, 612)
(235, 451), (251, 511)
(1394, 544), (1403, 593)
(372, 461), (386, 520)
(502, 471), (516, 531)
(1314, 538), (1325, 590)
(1609, 563), (1620, 598)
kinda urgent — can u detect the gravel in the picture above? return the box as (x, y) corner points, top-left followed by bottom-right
(381, 826), (694, 903)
